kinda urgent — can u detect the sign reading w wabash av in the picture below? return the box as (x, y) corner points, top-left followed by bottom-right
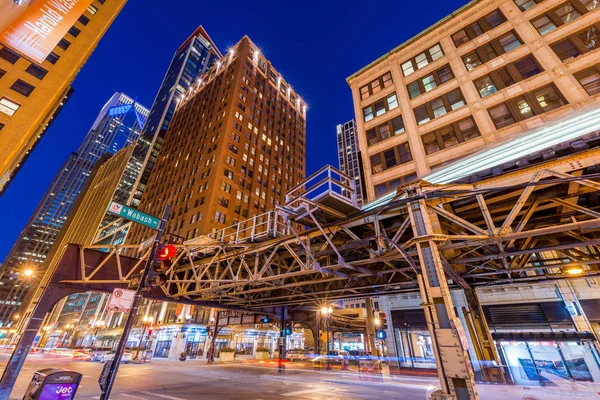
(1, 0), (95, 64)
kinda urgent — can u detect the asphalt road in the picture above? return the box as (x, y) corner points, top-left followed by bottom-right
(0, 353), (436, 399)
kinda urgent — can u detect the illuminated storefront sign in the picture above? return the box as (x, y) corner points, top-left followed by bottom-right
(1, 0), (94, 64)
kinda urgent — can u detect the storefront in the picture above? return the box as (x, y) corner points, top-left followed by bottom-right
(494, 332), (600, 385)
(153, 326), (180, 358)
(339, 333), (365, 351)
(484, 302), (600, 385)
(183, 327), (207, 359)
(391, 309), (436, 370)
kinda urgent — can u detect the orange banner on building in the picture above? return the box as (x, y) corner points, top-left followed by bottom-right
(0, 0), (94, 64)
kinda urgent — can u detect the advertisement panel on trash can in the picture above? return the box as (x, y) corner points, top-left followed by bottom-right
(38, 383), (77, 400)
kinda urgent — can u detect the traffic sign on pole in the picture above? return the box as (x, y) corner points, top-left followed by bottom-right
(106, 288), (136, 313)
(107, 201), (160, 230)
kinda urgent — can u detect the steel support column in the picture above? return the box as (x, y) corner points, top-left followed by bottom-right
(365, 298), (377, 356)
(407, 193), (478, 400)
(462, 289), (505, 384)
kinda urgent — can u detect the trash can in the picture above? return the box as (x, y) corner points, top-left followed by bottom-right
(23, 368), (82, 400)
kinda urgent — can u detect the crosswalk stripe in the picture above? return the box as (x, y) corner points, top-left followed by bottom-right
(139, 391), (187, 400)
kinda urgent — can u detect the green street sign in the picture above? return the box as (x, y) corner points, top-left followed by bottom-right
(107, 201), (160, 230)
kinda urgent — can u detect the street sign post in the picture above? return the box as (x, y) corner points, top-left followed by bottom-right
(98, 204), (171, 400)
(106, 288), (135, 313)
(107, 201), (160, 230)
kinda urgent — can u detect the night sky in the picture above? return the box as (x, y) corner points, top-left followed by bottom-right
(0, 0), (468, 261)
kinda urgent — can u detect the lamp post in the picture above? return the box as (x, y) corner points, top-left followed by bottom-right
(91, 320), (105, 348)
(60, 324), (76, 348)
(137, 316), (154, 353)
(321, 306), (333, 352)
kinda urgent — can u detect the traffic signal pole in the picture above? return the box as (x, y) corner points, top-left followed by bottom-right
(99, 205), (171, 400)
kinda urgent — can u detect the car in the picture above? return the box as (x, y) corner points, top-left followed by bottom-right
(89, 347), (112, 362)
(287, 350), (308, 361)
(99, 350), (133, 364)
(312, 350), (351, 367)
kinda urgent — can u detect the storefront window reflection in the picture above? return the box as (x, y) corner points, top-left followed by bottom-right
(394, 328), (436, 369)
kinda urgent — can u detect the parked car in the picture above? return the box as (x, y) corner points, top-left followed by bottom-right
(287, 350), (308, 361)
(99, 350), (133, 364)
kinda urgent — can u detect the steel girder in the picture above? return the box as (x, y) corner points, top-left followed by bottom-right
(55, 148), (600, 309)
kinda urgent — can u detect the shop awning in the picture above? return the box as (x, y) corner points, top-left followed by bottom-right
(491, 331), (595, 342)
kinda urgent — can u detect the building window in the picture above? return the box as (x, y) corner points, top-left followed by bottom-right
(473, 55), (543, 97)
(0, 68), (5, 79)
(366, 115), (405, 146)
(0, 97), (20, 116)
(369, 143), (412, 174)
(359, 72), (393, 100)
(420, 117), (481, 155)
(401, 43), (444, 77)
(551, 24), (600, 61)
(413, 89), (466, 125)
(0, 47), (20, 64)
(531, 1), (594, 36)
(68, 26), (81, 38)
(451, 9), (507, 47)
(462, 30), (523, 71)
(0, 122), (4, 131)
(215, 212), (227, 224)
(488, 84), (567, 129)
(362, 92), (399, 122)
(514, 0), (545, 11)
(574, 65), (600, 95)
(374, 173), (418, 198)
(78, 14), (90, 25)
(25, 64), (48, 80)
(406, 64), (454, 99)
(58, 39), (71, 50)
(46, 52), (60, 64)
(87, 4), (98, 14)
(10, 80), (35, 97)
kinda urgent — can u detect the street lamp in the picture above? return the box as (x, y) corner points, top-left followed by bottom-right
(565, 265), (584, 276)
(22, 269), (33, 278)
(320, 306), (334, 352)
(137, 315), (154, 353)
(91, 320), (105, 348)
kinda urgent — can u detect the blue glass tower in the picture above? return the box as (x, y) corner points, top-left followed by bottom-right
(0, 93), (148, 324)
(128, 26), (221, 208)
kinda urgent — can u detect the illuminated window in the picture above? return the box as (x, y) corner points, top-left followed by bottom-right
(0, 97), (20, 116)
(400, 43), (444, 77)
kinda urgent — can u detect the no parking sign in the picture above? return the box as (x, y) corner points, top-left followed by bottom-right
(107, 288), (136, 312)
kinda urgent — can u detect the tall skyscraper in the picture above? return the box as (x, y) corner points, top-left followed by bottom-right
(336, 120), (366, 206)
(127, 35), (307, 249)
(94, 26), (221, 246)
(346, 0), (600, 202)
(0, 93), (148, 324)
(128, 26), (222, 208)
(0, 0), (128, 195)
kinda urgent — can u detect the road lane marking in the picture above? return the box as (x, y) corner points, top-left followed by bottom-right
(139, 391), (186, 400)
(281, 388), (327, 397)
(121, 394), (149, 399)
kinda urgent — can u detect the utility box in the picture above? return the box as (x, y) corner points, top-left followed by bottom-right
(23, 368), (82, 400)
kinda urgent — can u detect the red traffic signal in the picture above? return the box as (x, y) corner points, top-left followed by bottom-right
(157, 244), (177, 261)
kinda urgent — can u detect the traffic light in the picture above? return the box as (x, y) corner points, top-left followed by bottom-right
(157, 243), (177, 261)
(284, 323), (292, 336)
(262, 316), (270, 323)
(380, 312), (388, 330)
(147, 327), (153, 337)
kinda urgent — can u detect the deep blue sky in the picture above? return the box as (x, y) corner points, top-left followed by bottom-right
(0, 0), (468, 261)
